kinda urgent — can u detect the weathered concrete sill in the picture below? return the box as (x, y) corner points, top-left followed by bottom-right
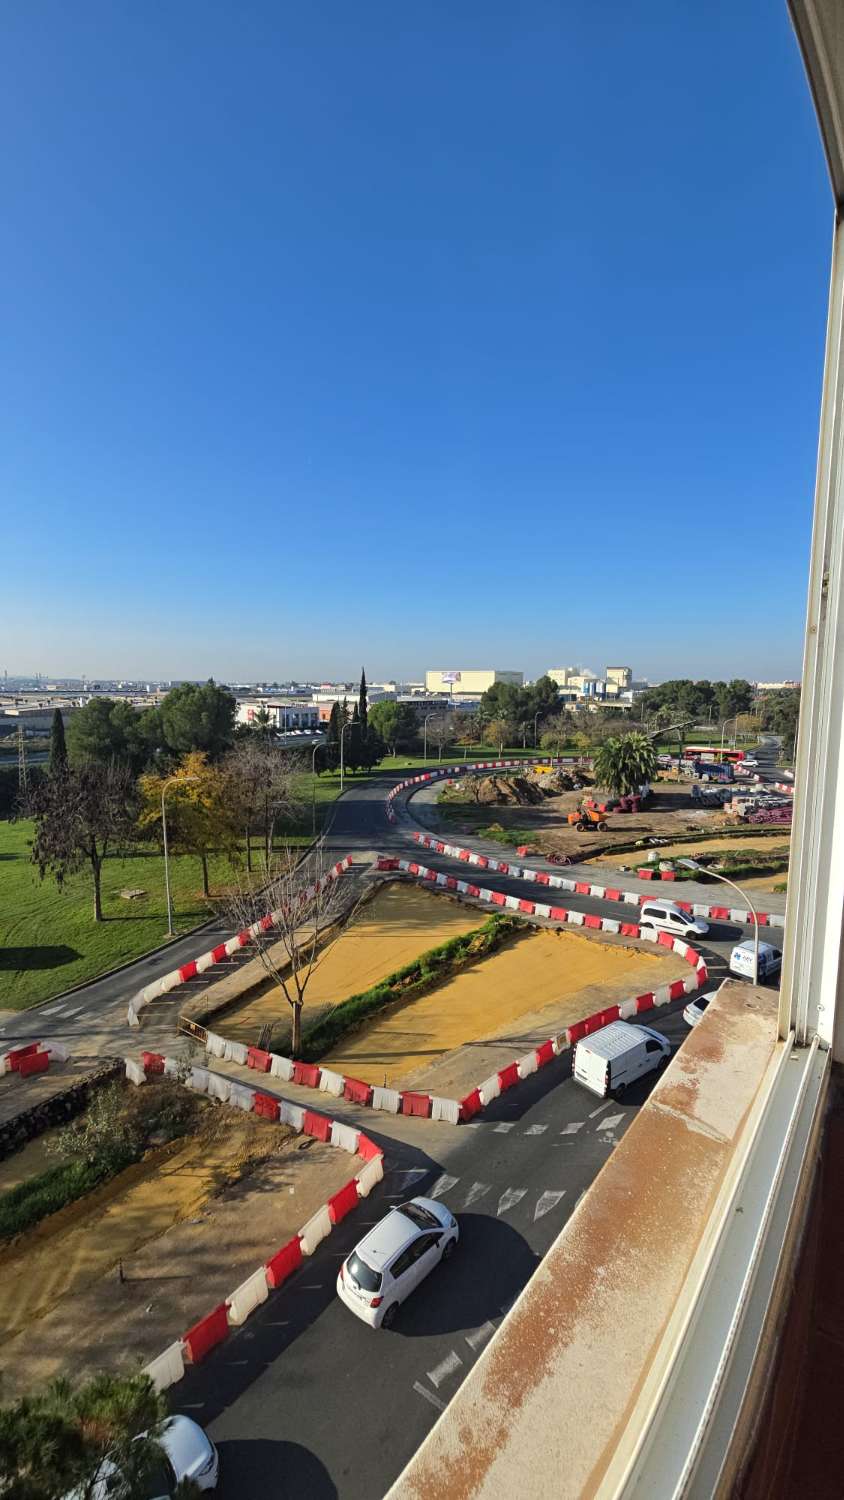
(387, 980), (781, 1500)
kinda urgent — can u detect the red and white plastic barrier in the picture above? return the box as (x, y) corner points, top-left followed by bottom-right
(126, 1052), (384, 1392)
(385, 758), (561, 819)
(408, 832), (785, 929)
(127, 856), (353, 1027)
(0, 1040), (68, 1077)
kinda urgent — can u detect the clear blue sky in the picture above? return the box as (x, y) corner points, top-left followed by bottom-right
(0, 1), (832, 683)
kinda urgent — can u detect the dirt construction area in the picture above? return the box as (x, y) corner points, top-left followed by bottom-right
(206, 882), (481, 1048)
(321, 925), (683, 1101)
(0, 1092), (361, 1398)
(435, 775), (730, 860)
(592, 834), (791, 893)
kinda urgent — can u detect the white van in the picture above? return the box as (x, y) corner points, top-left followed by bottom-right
(729, 940), (782, 983)
(572, 1021), (671, 1101)
(639, 900), (709, 938)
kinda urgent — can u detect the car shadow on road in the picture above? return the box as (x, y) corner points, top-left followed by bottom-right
(389, 1212), (539, 1339)
(216, 1438), (337, 1499)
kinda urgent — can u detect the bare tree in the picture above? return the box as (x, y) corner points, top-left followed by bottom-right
(426, 713), (455, 763)
(29, 763), (139, 922)
(226, 842), (353, 1055)
(225, 740), (303, 871)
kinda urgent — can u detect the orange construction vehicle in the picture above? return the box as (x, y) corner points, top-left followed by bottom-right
(567, 806), (608, 832)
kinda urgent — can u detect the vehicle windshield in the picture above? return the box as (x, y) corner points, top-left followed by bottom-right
(398, 1202), (439, 1230)
(346, 1254), (382, 1293)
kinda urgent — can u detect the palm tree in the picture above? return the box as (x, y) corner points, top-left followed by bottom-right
(592, 732), (657, 797)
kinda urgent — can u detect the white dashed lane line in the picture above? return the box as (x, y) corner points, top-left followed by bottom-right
(596, 1114), (624, 1132)
(493, 1122), (515, 1133)
(589, 1101), (612, 1119)
(560, 1122), (584, 1135)
(413, 1381), (446, 1412)
(427, 1350), (463, 1388)
(465, 1320), (496, 1352)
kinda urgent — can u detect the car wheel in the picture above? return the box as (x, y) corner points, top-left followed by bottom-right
(381, 1303), (399, 1329)
(442, 1237), (456, 1261)
(598, 821), (607, 831)
(576, 822), (585, 832)
(613, 1083), (627, 1101)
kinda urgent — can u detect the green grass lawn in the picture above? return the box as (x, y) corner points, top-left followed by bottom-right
(0, 821), (274, 1012)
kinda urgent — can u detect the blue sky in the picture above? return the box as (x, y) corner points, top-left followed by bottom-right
(0, 1), (832, 683)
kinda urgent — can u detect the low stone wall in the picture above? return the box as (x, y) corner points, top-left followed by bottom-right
(0, 1060), (123, 1163)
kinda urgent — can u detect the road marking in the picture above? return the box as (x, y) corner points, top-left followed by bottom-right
(41, 1004), (65, 1015)
(465, 1320), (496, 1352)
(301, 1284), (324, 1290)
(534, 1190), (566, 1221)
(396, 1168), (427, 1188)
(597, 1114), (624, 1132)
(589, 1101), (611, 1119)
(430, 1174), (459, 1199)
(62, 1005), (84, 1018)
(497, 1188), (527, 1217)
(464, 1182), (490, 1207)
(493, 1122), (515, 1133)
(525, 1124), (547, 1135)
(560, 1122), (584, 1135)
(413, 1381), (446, 1412)
(427, 1350), (463, 1388)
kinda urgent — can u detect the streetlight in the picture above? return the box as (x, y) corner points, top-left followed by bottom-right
(423, 713), (436, 763)
(533, 712), (541, 748)
(161, 773), (198, 937)
(720, 717), (738, 757)
(311, 739), (322, 834)
(677, 859), (760, 985)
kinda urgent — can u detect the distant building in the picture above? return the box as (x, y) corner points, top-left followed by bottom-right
(235, 698), (320, 731)
(755, 680), (800, 691)
(424, 669), (523, 697)
(606, 666), (633, 689)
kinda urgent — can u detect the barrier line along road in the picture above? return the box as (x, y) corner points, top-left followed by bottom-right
(175, 858), (709, 1127)
(126, 856), (353, 1027)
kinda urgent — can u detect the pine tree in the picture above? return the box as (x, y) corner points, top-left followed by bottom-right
(49, 707), (68, 776)
(325, 701), (342, 771)
(358, 668), (368, 734)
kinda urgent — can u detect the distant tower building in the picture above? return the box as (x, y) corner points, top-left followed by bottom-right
(605, 666), (633, 689)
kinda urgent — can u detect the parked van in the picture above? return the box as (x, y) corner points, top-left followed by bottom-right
(572, 1021), (671, 1101)
(729, 940), (782, 983)
(639, 900), (709, 938)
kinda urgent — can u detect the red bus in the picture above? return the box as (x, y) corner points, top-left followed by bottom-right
(683, 745), (746, 764)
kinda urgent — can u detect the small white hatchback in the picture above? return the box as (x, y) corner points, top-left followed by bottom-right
(337, 1196), (458, 1329)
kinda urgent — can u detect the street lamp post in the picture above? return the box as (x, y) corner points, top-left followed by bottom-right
(678, 859), (761, 985)
(339, 719), (357, 792)
(533, 712), (541, 748)
(161, 774), (198, 937)
(720, 717), (738, 757)
(423, 713), (435, 763)
(311, 740), (322, 834)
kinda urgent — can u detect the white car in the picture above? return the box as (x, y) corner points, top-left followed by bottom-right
(683, 995), (710, 1027)
(337, 1196), (459, 1328)
(63, 1416), (219, 1498)
(729, 940), (782, 983)
(639, 900), (709, 939)
(741, 757), (759, 768)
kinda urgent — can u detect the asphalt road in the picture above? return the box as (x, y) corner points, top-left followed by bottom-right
(1, 756), (786, 1498)
(184, 1001), (695, 1500)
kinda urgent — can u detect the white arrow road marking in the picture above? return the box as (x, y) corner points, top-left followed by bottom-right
(534, 1190), (566, 1221)
(464, 1182), (491, 1207)
(589, 1101), (612, 1118)
(430, 1174), (459, 1199)
(525, 1124), (547, 1135)
(597, 1114), (624, 1132)
(493, 1122), (515, 1133)
(41, 1004), (65, 1015)
(465, 1320), (496, 1352)
(560, 1121), (584, 1135)
(427, 1350), (463, 1388)
(413, 1381), (445, 1412)
(497, 1188), (527, 1217)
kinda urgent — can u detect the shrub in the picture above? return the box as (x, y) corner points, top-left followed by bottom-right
(300, 913), (524, 1060)
(0, 1159), (110, 1240)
